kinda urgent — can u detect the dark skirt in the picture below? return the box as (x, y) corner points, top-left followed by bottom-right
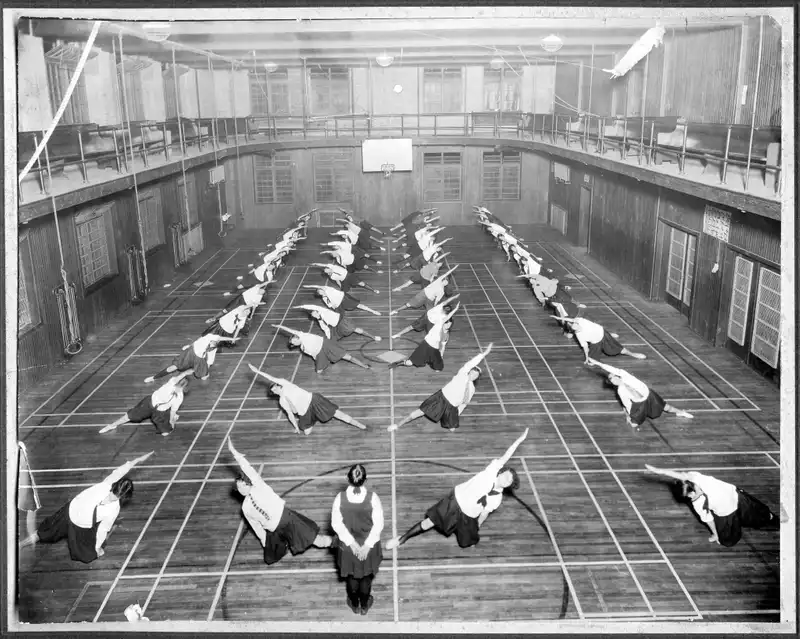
(425, 489), (480, 548)
(629, 388), (666, 426)
(336, 538), (383, 579)
(37, 502), (100, 564)
(127, 396), (173, 434)
(407, 289), (428, 310)
(409, 340), (444, 371)
(420, 389), (461, 430)
(314, 339), (348, 371)
(173, 348), (210, 378)
(339, 278), (353, 293)
(408, 253), (427, 270)
(714, 489), (779, 548)
(297, 393), (339, 431)
(351, 255), (370, 271)
(340, 293), (360, 312)
(412, 314), (434, 333)
(410, 272), (424, 285)
(588, 331), (624, 358)
(263, 507), (321, 565)
(334, 316), (357, 339)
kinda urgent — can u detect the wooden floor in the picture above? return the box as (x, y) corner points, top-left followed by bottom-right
(16, 224), (782, 628)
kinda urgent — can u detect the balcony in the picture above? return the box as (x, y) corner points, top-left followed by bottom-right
(18, 111), (781, 213)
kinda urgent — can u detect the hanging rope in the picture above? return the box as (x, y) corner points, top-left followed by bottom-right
(230, 61), (244, 224)
(118, 32), (149, 298)
(43, 138), (82, 356)
(171, 46), (191, 241)
(207, 56), (227, 238)
(19, 21), (102, 185)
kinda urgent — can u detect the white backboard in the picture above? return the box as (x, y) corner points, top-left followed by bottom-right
(362, 138), (413, 172)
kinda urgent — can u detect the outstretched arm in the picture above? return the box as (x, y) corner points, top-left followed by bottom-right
(498, 428), (530, 467)
(443, 303), (461, 323)
(272, 324), (304, 338)
(586, 358), (625, 377)
(644, 464), (691, 482)
(458, 343), (493, 376)
(104, 451), (154, 485)
(227, 439), (264, 486)
(247, 363), (289, 387)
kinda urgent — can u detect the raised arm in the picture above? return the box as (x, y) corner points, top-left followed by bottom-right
(586, 358), (627, 379)
(431, 294), (460, 313)
(434, 251), (451, 264)
(227, 439), (266, 487)
(104, 451), (154, 484)
(498, 429), (530, 467)
(443, 303), (461, 323)
(458, 343), (493, 375)
(644, 464), (691, 482)
(272, 324), (305, 339)
(247, 363), (289, 386)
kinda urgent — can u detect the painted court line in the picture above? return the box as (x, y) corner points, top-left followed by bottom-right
(481, 263), (703, 620)
(539, 242), (611, 288)
(167, 248), (223, 295)
(387, 236), (400, 623)
(467, 264), (656, 616)
(90, 266), (300, 621)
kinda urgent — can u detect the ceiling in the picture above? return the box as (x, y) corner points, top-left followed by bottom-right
(24, 9), (773, 70)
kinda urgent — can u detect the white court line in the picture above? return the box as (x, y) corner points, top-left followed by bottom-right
(191, 248), (239, 297)
(143, 268), (311, 617)
(31, 466), (781, 490)
(113, 558), (673, 580)
(90, 266), (300, 621)
(167, 248), (223, 296)
(539, 241), (611, 288)
(627, 305), (762, 411)
(765, 452), (781, 468)
(387, 236), (400, 623)
(18, 312), (152, 427)
(467, 264), (656, 616)
(27, 450), (783, 474)
(481, 263), (704, 620)
(205, 303), (316, 621)
(446, 257), (506, 414)
(520, 458), (584, 619)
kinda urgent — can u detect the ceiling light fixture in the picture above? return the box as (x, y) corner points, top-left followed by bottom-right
(393, 84), (403, 93)
(141, 22), (172, 43)
(375, 51), (394, 67)
(541, 34), (563, 53)
(264, 62), (278, 73)
(490, 56), (504, 70)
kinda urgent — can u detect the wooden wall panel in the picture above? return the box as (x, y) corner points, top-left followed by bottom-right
(531, 64), (556, 113)
(554, 60), (580, 114)
(352, 67), (369, 113)
(689, 231), (724, 343)
(657, 189), (705, 232)
(465, 66), (485, 113)
(588, 173), (658, 295)
(728, 209), (780, 265)
(17, 34), (52, 132)
(739, 16), (782, 126)
(663, 26), (741, 123)
(588, 55), (614, 116)
(371, 66), (419, 115)
(644, 42), (665, 116)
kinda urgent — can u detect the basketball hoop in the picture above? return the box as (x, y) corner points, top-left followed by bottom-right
(381, 163), (395, 179)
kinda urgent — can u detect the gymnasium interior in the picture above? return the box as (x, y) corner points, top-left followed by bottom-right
(7, 7), (795, 633)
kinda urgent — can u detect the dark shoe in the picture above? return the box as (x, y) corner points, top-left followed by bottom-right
(347, 598), (360, 614)
(360, 596), (374, 615)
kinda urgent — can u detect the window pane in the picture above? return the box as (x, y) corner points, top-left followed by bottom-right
(727, 256), (754, 345)
(750, 268), (780, 368)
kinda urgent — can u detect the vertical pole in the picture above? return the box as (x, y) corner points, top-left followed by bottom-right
(171, 46), (190, 230)
(639, 54), (649, 165)
(744, 15), (764, 191)
(231, 62), (242, 221)
(586, 44), (594, 151)
(111, 36), (128, 172)
(194, 68), (203, 150)
(551, 55), (557, 143)
(301, 58), (308, 140)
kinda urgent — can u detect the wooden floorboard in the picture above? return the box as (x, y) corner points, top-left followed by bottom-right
(15, 224), (782, 626)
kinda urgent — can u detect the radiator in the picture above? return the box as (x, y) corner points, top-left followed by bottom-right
(55, 282), (82, 356)
(170, 223), (187, 267)
(126, 246), (147, 303)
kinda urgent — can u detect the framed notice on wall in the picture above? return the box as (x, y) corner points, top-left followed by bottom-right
(703, 205), (732, 243)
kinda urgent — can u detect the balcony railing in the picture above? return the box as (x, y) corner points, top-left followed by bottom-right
(18, 110), (781, 204)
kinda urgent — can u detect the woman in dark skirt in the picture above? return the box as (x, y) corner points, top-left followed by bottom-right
(99, 369), (192, 436)
(303, 285), (382, 316)
(388, 305), (459, 372)
(389, 267), (457, 316)
(560, 316), (647, 363)
(587, 359), (693, 427)
(144, 333), (237, 383)
(331, 464), (384, 615)
(273, 324), (372, 373)
(19, 452), (152, 562)
(249, 365), (367, 435)
(386, 429), (527, 550)
(392, 255), (449, 292)
(295, 305), (382, 343)
(311, 262), (379, 295)
(389, 346), (491, 433)
(645, 464), (780, 547)
(391, 295), (459, 340)
(228, 439), (332, 564)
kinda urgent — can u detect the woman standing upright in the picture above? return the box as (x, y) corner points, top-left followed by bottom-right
(331, 465), (384, 615)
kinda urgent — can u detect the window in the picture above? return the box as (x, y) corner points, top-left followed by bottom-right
(665, 228), (697, 306)
(138, 190), (166, 252)
(314, 152), (353, 203)
(75, 204), (117, 288)
(553, 162), (571, 183)
(483, 67), (521, 111)
(177, 176), (200, 230)
(423, 152), (462, 202)
(482, 151), (521, 200)
(249, 68), (291, 115)
(254, 153), (293, 204)
(118, 68), (145, 122)
(423, 68), (463, 113)
(18, 232), (41, 333)
(310, 66), (350, 115)
(750, 267), (780, 368)
(727, 256), (754, 346)
(45, 45), (90, 125)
